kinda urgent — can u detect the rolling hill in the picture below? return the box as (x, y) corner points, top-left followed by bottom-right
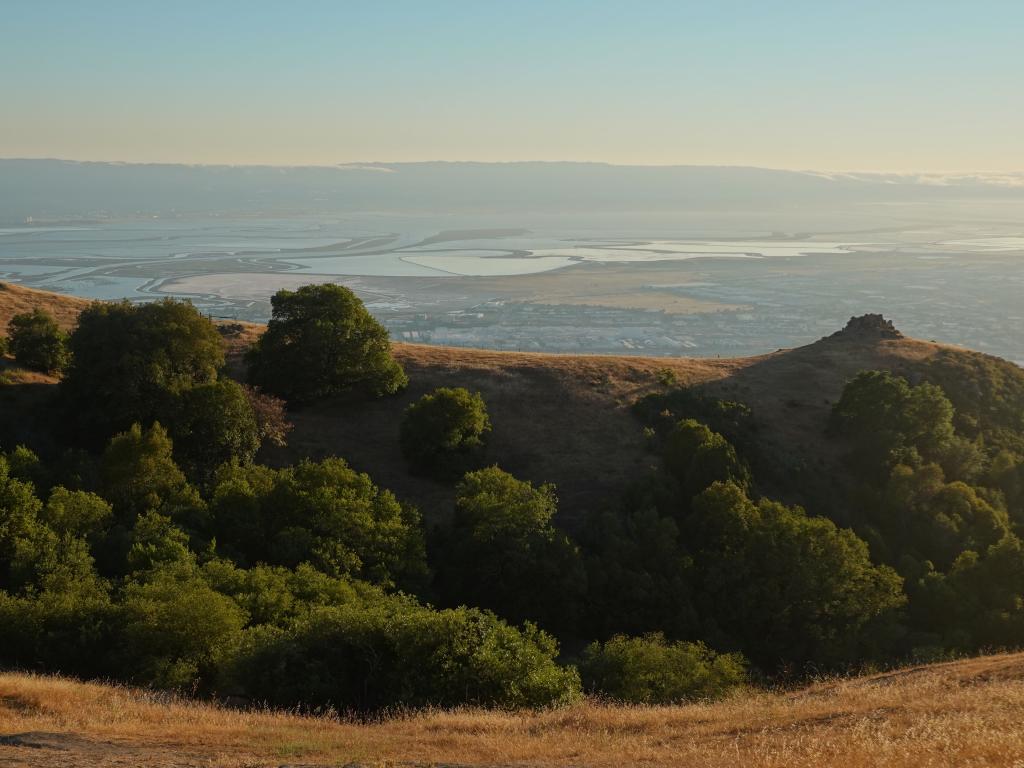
(3, 284), (1024, 767)
(1, 281), (1020, 528)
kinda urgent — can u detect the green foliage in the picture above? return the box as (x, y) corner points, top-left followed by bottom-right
(987, 450), (1024, 525)
(400, 387), (491, 478)
(209, 458), (427, 590)
(0, 456), (60, 592)
(685, 482), (906, 667)
(126, 511), (195, 573)
(61, 299), (224, 442)
(825, 367), (1024, 657)
(580, 633), (746, 703)
(923, 348), (1024, 456)
(664, 419), (751, 501)
(99, 422), (205, 528)
(0, 563), (114, 677)
(224, 602), (581, 711)
(7, 308), (69, 373)
(114, 563), (247, 690)
(582, 477), (699, 640)
(0, 450), (579, 710)
(4, 445), (48, 491)
(829, 371), (969, 481)
(634, 388), (756, 456)
(246, 283), (407, 402)
(436, 467), (587, 632)
(200, 559), (374, 628)
(167, 380), (261, 481)
(655, 368), (679, 388)
(878, 463), (1010, 568)
(909, 534), (1024, 651)
(42, 487), (112, 540)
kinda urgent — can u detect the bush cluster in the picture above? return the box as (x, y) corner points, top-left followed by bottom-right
(580, 634), (746, 704)
(400, 387), (491, 477)
(0, 446), (580, 709)
(7, 309), (69, 373)
(829, 369), (1024, 654)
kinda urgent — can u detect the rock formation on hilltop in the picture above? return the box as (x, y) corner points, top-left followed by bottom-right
(827, 314), (904, 342)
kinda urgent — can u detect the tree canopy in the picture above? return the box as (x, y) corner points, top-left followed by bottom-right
(400, 387), (491, 477)
(7, 308), (69, 373)
(60, 299), (225, 443)
(435, 466), (586, 633)
(245, 283), (407, 402)
(209, 458), (428, 591)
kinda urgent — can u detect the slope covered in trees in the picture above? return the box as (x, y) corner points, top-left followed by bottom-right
(2, 285), (1024, 713)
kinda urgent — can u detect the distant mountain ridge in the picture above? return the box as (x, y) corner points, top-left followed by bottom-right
(3, 158), (1024, 221)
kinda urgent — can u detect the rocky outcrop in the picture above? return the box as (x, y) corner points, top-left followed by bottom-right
(827, 314), (903, 342)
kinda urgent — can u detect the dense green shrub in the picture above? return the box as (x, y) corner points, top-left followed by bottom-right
(0, 564), (115, 677)
(580, 633), (746, 703)
(878, 463), (1010, 568)
(210, 458), (428, 590)
(200, 559), (376, 628)
(634, 389), (756, 455)
(923, 348), (1024, 456)
(908, 533), (1024, 652)
(8, 308), (69, 373)
(168, 380), (261, 481)
(400, 387), (491, 477)
(988, 450), (1024, 525)
(223, 601), (580, 710)
(435, 466), (586, 632)
(42, 487), (112, 540)
(113, 564), (247, 690)
(99, 423), (205, 528)
(246, 283), (407, 402)
(60, 299), (225, 443)
(0, 456), (58, 592)
(582, 487), (699, 641)
(4, 445), (48, 490)
(663, 419), (751, 502)
(685, 481), (906, 667)
(125, 511), (196, 573)
(829, 371), (977, 481)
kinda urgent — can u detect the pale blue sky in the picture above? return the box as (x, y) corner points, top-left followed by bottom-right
(2, 1), (1022, 171)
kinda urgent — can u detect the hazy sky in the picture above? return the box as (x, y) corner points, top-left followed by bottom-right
(2, 1), (1022, 172)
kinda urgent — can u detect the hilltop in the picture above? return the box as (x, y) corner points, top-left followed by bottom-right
(1, 282), (1017, 526)
(1, 651), (1023, 767)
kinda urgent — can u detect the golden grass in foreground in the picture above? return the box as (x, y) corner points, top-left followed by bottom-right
(2, 653), (1024, 767)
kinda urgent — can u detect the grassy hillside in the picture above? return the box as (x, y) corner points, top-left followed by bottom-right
(2, 281), (1019, 526)
(2, 652), (1023, 767)
(0, 282), (90, 332)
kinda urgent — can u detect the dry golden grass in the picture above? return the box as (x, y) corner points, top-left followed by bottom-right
(0, 282), (92, 332)
(2, 653), (1024, 767)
